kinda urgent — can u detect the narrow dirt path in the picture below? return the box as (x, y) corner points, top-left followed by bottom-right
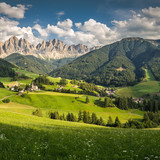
(0, 94), (16, 101)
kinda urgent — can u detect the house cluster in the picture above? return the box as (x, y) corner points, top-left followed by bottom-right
(29, 83), (40, 92)
(8, 82), (19, 91)
(105, 88), (117, 97)
(8, 82), (40, 95)
(132, 98), (144, 103)
(55, 85), (64, 91)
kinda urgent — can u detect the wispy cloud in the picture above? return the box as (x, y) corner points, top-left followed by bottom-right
(56, 11), (65, 16)
(0, 2), (29, 19)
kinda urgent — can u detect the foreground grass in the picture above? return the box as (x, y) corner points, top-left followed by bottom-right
(0, 110), (160, 160)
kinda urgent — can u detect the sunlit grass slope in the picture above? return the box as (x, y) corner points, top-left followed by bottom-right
(0, 88), (16, 100)
(9, 92), (142, 123)
(117, 69), (160, 97)
(0, 110), (160, 160)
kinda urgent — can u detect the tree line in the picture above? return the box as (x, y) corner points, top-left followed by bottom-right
(32, 108), (160, 129)
(115, 96), (160, 112)
(49, 110), (105, 126)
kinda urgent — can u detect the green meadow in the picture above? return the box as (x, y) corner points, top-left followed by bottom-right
(0, 109), (160, 160)
(13, 68), (39, 79)
(0, 88), (16, 100)
(8, 91), (142, 123)
(117, 69), (160, 97)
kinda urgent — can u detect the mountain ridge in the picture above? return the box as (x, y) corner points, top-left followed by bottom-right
(0, 36), (100, 59)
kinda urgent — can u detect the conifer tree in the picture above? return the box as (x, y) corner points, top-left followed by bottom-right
(107, 116), (113, 127)
(143, 112), (150, 122)
(78, 110), (83, 121)
(83, 111), (89, 123)
(70, 113), (74, 121)
(62, 114), (66, 121)
(99, 117), (104, 125)
(86, 96), (89, 103)
(66, 113), (71, 121)
(114, 116), (122, 128)
(91, 112), (98, 124)
(104, 97), (109, 107)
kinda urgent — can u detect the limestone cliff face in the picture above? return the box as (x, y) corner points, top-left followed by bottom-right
(0, 36), (100, 59)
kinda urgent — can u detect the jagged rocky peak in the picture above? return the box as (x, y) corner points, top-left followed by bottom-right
(0, 36), (100, 59)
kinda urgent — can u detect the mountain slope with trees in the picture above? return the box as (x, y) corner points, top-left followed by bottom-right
(50, 37), (160, 86)
(0, 59), (16, 77)
(5, 53), (74, 74)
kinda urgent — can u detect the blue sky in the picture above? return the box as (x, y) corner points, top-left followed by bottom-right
(0, 0), (160, 46)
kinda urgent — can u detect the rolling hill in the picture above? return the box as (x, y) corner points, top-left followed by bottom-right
(5, 53), (74, 74)
(50, 37), (160, 86)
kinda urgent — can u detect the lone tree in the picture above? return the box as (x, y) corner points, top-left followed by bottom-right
(86, 96), (89, 103)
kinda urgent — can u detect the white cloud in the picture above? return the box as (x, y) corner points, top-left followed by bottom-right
(142, 7), (160, 19)
(0, 17), (41, 45)
(77, 19), (119, 45)
(33, 24), (48, 37)
(75, 23), (82, 28)
(47, 24), (75, 38)
(46, 18), (118, 47)
(56, 11), (65, 16)
(112, 7), (160, 40)
(0, 2), (28, 19)
(57, 19), (73, 30)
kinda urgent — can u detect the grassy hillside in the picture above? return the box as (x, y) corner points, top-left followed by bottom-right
(0, 108), (160, 159)
(9, 92), (142, 123)
(0, 88), (16, 100)
(116, 69), (160, 97)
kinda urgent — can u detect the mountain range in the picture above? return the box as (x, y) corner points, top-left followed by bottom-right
(50, 37), (160, 86)
(0, 36), (100, 59)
